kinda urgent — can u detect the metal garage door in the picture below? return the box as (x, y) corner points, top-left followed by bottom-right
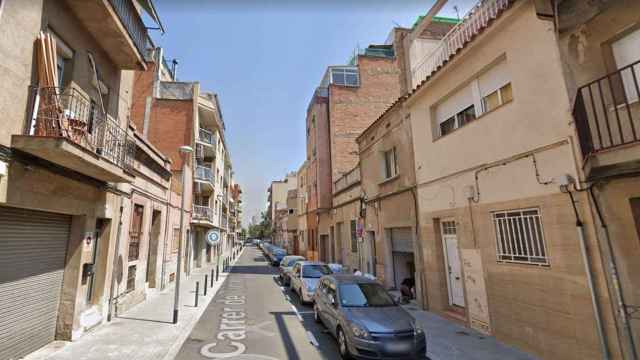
(0, 206), (70, 359)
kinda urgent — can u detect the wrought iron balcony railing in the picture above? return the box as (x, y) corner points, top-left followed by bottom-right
(27, 86), (135, 171)
(199, 128), (214, 145)
(573, 59), (640, 157)
(195, 165), (214, 183)
(108, 0), (149, 58)
(193, 205), (214, 222)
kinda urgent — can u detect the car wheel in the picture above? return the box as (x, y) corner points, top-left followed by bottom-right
(337, 327), (352, 360)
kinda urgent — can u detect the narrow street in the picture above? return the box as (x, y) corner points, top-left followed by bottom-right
(175, 246), (340, 360)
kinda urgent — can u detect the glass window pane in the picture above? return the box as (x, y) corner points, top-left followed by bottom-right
(457, 105), (476, 127)
(501, 83), (513, 103)
(345, 73), (358, 86)
(483, 90), (500, 112)
(439, 117), (456, 136)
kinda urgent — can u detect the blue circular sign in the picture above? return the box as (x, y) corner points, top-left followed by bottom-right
(206, 229), (220, 245)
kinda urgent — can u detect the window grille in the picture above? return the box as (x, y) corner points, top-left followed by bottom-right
(492, 208), (548, 265)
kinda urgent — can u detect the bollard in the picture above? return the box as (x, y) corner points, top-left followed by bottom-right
(195, 281), (199, 307)
(210, 269), (214, 287)
(204, 275), (208, 296)
(215, 266), (219, 281)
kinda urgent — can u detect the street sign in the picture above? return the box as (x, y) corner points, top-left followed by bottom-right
(206, 229), (221, 245)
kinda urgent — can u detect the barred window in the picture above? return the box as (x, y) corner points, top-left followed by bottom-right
(492, 208), (548, 265)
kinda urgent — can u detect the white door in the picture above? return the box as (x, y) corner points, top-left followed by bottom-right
(442, 221), (465, 307)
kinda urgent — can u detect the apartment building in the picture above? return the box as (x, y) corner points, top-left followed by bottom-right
(355, 100), (424, 304)
(331, 167), (362, 269)
(129, 47), (236, 277)
(305, 45), (403, 264)
(0, 0), (171, 358)
(397, 0), (639, 358)
(555, 0), (640, 358)
(267, 171), (297, 247)
(229, 183), (243, 249)
(295, 161), (309, 256)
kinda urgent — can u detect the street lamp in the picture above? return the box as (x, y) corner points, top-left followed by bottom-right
(174, 145), (193, 324)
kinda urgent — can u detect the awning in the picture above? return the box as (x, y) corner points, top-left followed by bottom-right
(136, 0), (165, 33)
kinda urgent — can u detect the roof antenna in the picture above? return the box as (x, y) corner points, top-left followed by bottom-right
(453, 5), (460, 20)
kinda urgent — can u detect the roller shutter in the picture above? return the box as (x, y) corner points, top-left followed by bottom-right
(0, 206), (70, 359)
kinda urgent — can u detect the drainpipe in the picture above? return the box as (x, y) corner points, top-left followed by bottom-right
(565, 187), (609, 359)
(172, 59), (179, 81)
(160, 173), (173, 290)
(107, 198), (125, 322)
(589, 187), (638, 360)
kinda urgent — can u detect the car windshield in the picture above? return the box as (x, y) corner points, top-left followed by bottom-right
(302, 264), (332, 278)
(286, 258), (302, 266)
(339, 283), (396, 307)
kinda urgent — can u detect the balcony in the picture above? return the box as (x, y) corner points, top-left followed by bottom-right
(12, 87), (134, 182)
(334, 167), (361, 193)
(192, 205), (214, 227)
(194, 165), (214, 193)
(64, 0), (148, 69)
(573, 60), (640, 180)
(411, 0), (512, 89)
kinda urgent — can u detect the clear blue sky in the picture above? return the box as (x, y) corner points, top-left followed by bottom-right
(151, 0), (473, 226)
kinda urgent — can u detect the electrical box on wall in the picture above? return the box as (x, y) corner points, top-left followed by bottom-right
(463, 185), (476, 200)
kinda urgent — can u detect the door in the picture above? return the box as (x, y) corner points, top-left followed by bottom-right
(390, 227), (413, 288)
(146, 210), (162, 287)
(442, 221), (465, 307)
(320, 235), (329, 262)
(0, 206), (70, 360)
(325, 282), (340, 334)
(330, 226), (335, 261)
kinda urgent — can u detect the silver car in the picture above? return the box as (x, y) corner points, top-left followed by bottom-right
(290, 261), (332, 304)
(279, 255), (305, 286)
(313, 274), (426, 359)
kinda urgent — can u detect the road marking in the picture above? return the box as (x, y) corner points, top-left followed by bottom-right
(306, 331), (319, 347)
(245, 321), (276, 337)
(297, 311), (314, 314)
(291, 305), (303, 322)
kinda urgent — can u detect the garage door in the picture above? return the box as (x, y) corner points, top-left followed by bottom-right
(0, 206), (70, 359)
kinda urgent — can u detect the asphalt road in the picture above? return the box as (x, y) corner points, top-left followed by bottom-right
(175, 245), (341, 360)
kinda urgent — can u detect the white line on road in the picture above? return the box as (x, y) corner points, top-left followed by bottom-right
(291, 305), (303, 322)
(306, 331), (319, 347)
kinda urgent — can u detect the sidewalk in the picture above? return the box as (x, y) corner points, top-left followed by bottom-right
(401, 302), (537, 360)
(24, 250), (243, 360)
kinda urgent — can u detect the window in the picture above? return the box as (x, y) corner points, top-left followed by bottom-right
(350, 220), (357, 253)
(492, 208), (548, 265)
(312, 114), (316, 127)
(288, 208), (294, 214)
(331, 68), (359, 87)
(339, 283), (395, 307)
(435, 59), (511, 138)
(611, 27), (640, 103)
(482, 83), (513, 113)
(172, 227), (180, 253)
(383, 147), (398, 179)
(126, 265), (136, 291)
(128, 204), (144, 261)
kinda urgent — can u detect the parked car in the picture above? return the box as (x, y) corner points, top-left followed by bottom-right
(313, 274), (426, 359)
(290, 261), (332, 305)
(279, 255), (305, 286)
(270, 248), (287, 266)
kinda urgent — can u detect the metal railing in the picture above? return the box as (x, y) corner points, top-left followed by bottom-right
(573, 59), (640, 157)
(195, 165), (214, 183)
(193, 205), (214, 222)
(411, 0), (512, 87)
(199, 128), (214, 145)
(108, 0), (148, 58)
(27, 87), (135, 171)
